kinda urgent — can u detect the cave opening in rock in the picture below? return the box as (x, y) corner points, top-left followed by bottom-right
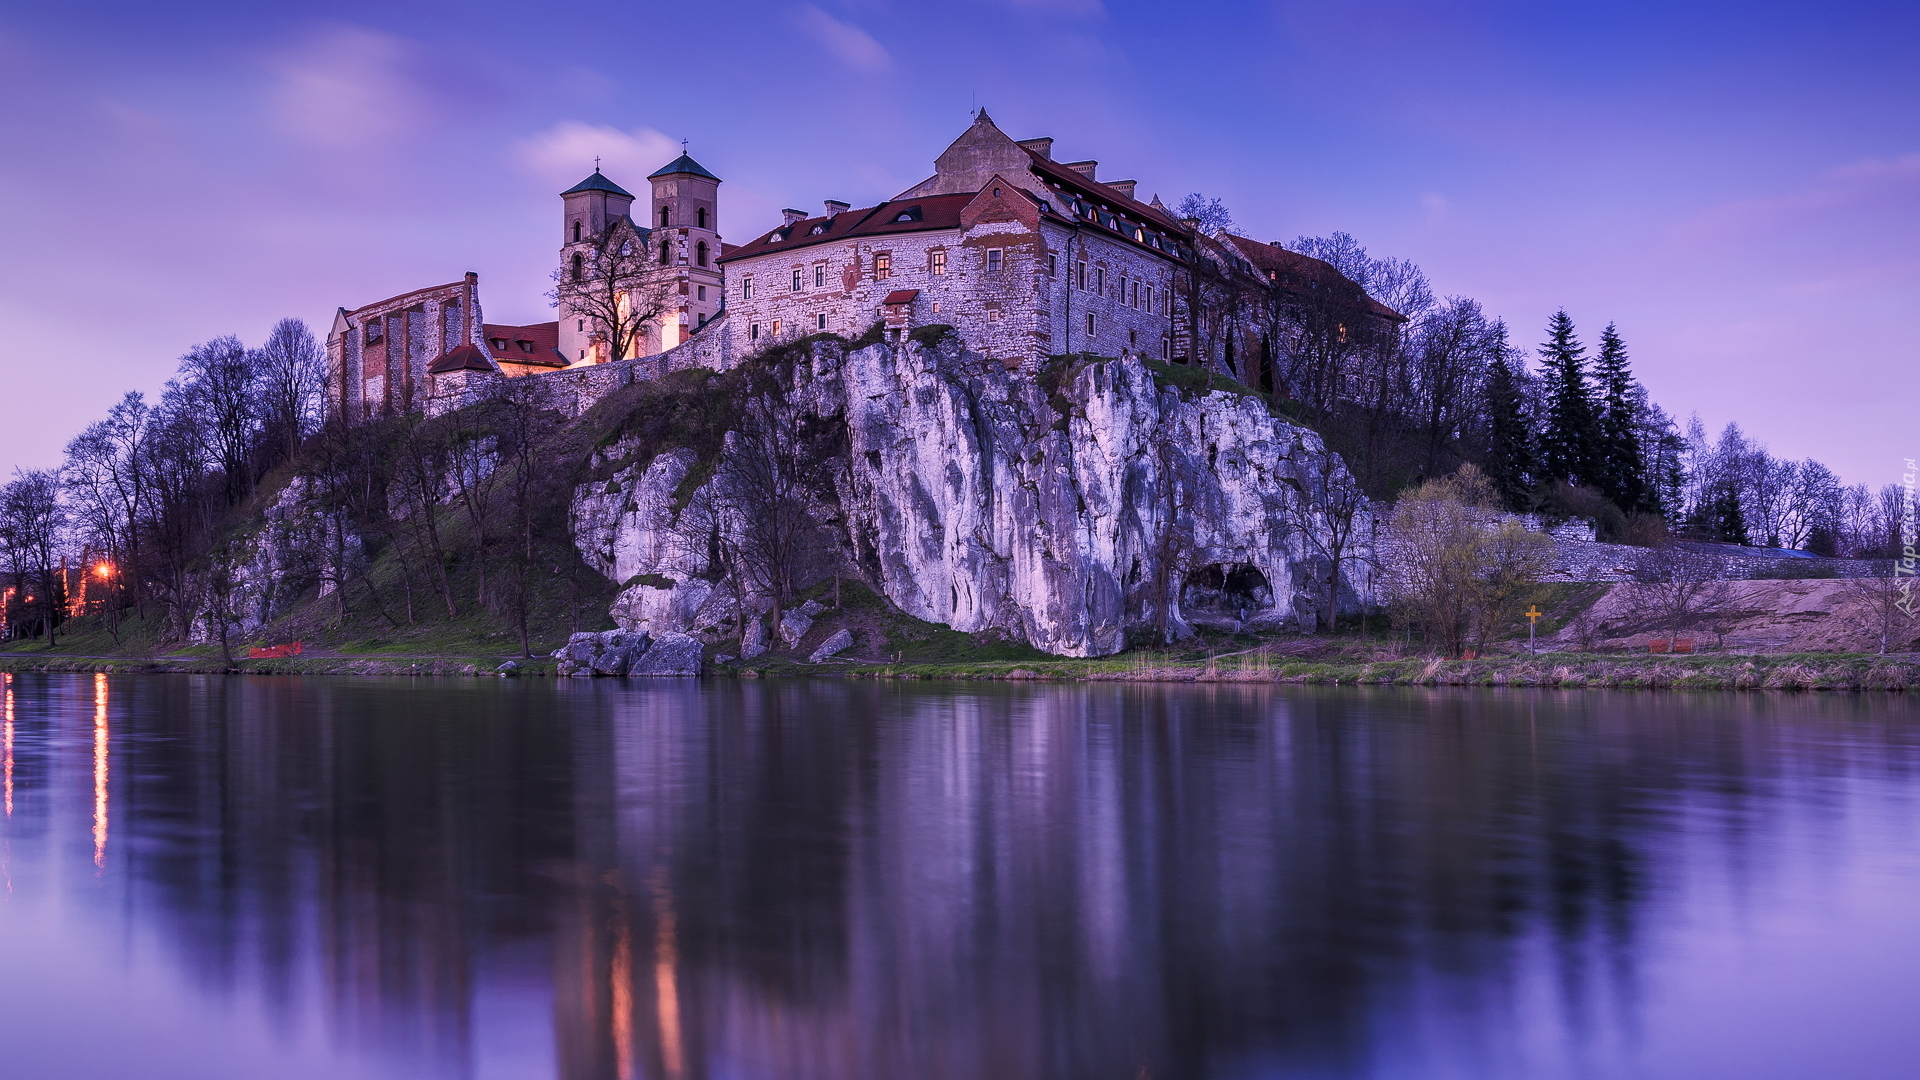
(1182, 562), (1273, 616)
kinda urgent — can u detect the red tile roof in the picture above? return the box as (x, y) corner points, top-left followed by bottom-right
(1022, 151), (1188, 235)
(882, 289), (920, 304)
(349, 280), (467, 318)
(1222, 235), (1405, 322)
(483, 321), (568, 367)
(719, 194), (977, 261)
(427, 344), (493, 374)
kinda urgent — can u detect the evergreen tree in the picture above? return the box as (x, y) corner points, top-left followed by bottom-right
(1536, 310), (1602, 489)
(1592, 322), (1648, 512)
(1482, 352), (1535, 512)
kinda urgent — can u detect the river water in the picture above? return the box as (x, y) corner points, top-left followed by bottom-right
(1, 673), (1917, 1079)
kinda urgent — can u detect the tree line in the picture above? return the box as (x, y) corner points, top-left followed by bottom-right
(1170, 196), (1906, 559)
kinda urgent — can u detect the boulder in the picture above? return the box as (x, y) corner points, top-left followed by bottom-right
(740, 616), (768, 659)
(808, 628), (855, 664)
(630, 632), (703, 676)
(551, 630), (654, 677)
(779, 600), (826, 646)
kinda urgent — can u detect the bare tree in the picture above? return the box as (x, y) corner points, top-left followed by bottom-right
(1, 470), (67, 645)
(1627, 544), (1735, 646)
(549, 222), (675, 362)
(1382, 465), (1554, 656)
(1297, 448), (1367, 633)
(1840, 566), (1917, 655)
(176, 336), (263, 504)
(712, 395), (823, 634)
(255, 317), (326, 465)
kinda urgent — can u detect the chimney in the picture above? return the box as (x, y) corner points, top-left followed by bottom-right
(1015, 137), (1054, 160)
(1063, 160), (1098, 180)
(824, 200), (849, 219)
(781, 208), (807, 225)
(1106, 179), (1137, 200)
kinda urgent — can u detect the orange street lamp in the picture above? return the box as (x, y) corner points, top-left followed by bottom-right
(95, 563), (114, 579)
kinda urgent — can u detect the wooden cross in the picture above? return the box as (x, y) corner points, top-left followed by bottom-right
(1525, 606), (1543, 623)
(1525, 605), (1543, 653)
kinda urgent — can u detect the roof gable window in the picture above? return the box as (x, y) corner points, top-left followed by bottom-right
(891, 205), (924, 223)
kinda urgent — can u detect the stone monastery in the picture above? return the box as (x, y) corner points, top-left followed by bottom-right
(327, 111), (1398, 419)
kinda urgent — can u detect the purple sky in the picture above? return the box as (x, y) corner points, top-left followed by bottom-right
(2, 1), (1914, 486)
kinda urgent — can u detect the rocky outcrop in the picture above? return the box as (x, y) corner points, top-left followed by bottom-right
(552, 629), (703, 676)
(569, 337), (1372, 657)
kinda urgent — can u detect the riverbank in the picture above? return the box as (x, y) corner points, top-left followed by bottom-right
(3, 648), (1915, 690)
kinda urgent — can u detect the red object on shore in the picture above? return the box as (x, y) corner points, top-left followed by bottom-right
(248, 642), (303, 659)
(1673, 638), (1696, 654)
(1649, 639), (1671, 654)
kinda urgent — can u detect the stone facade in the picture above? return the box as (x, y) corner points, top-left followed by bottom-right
(328, 112), (1397, 423)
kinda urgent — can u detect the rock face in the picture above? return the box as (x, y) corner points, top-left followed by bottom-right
(569, 337), (1372, 657)
(552, 630), (702, 676)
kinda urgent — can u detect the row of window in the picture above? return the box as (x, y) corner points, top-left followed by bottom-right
(1070, 260), (1164, 313)
(742, 245), (1019, 299)
(747, 312), (832, 341)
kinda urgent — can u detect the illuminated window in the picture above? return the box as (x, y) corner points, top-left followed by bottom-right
(772, 319), (782, 335)
(875, 252), (892, 279)
(929, 250), (946, 274)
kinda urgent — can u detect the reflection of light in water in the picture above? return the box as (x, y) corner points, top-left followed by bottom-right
(653, 871), (684, 1080)
(92, 673), (108, 869)
(4, 672), (14, 818)
(611, 905), (634, 1080)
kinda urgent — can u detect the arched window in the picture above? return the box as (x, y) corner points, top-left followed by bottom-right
(696, 241), (709, 267)
(571, 220), (581, 242)
(660, 241), (671, 264)
(696, 207), (708, 228)
(571, 254), (583, 280)
(660, 206), (671, 227)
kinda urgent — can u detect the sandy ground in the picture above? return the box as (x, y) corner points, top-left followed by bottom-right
(1562, 578), (1919, 653)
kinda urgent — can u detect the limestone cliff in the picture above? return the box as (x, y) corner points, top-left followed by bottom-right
(570, 336), (1371, 658)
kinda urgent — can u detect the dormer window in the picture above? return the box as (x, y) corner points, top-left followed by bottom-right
(891, 205), (924, 223)
(490, 338), (508, 350)
(810, 224), (827, 235)
(518, 340), (534, 353)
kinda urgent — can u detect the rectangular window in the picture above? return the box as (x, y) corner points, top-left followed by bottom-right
(1128, 329), (1137, 347)
(1047, 253), (1057, 276)
(742, 276), (754, 299)
(751, 323), (761, 341)
(816, 313), (827, 330)
(1086, 312), (1096, 337)
(697, 285), (707, 301)
(988, 308), (1003, 322)
(772, 319), (782, 336)
(1096, 267), (1105, 294)
(698, 312), (707, 327)
(577, 319), (584, 331)
(931, 301), (941, 313)
(1161, 337), (1171, 360)
(1144, 285), (1153, 313)
(814, 264), (826, 288)
(792, 269), (803, 292)
(930, 250), (946, 275)
(986, 248), (1002, 272)
(875, 252), (892, 279)
(1120, 274), (1129, 304)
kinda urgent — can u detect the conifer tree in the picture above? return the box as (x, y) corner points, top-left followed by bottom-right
(1482, 352), (1535, 512)
(1536, 310), (1601, 489)
(1592, 322), (1648, 512)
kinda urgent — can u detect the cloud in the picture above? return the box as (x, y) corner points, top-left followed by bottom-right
(266, 24), (437, 148)
(518, 121), (681, 190)
(1677, 151), (1920, 243)
(794, 6), (893, 73)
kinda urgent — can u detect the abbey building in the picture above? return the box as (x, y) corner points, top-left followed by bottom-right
(326, 111), (1397, 420)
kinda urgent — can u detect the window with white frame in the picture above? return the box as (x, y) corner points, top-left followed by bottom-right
(814, 264), (826, 288)
(929, 249), (947, 275)
(1095, 267), (1105, 294)
(1085, 312), (1096, 337)
(742, 276), (754, 299)
(875, 252), (892, 279)
(1161, 337), (1171, 359)
(751, 323), (761, 341)
(696, 285), (706, 301)
(791, 268), (803, 292)
(773, 319), (782, 335)
(1047, 253), (1057, 276)
(816, 313), (827, 330)
(1076, 261), (1087, 289)
(986, 248), (1002, 272)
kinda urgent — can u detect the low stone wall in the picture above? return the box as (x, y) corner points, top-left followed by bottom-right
(424, 314), (735, 419)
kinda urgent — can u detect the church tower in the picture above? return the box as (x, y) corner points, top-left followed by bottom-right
(648, 151), (724, 351)
(558, 168), (636, 365)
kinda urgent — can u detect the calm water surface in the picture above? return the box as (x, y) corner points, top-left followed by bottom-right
(1, 673), (1917, 1079)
